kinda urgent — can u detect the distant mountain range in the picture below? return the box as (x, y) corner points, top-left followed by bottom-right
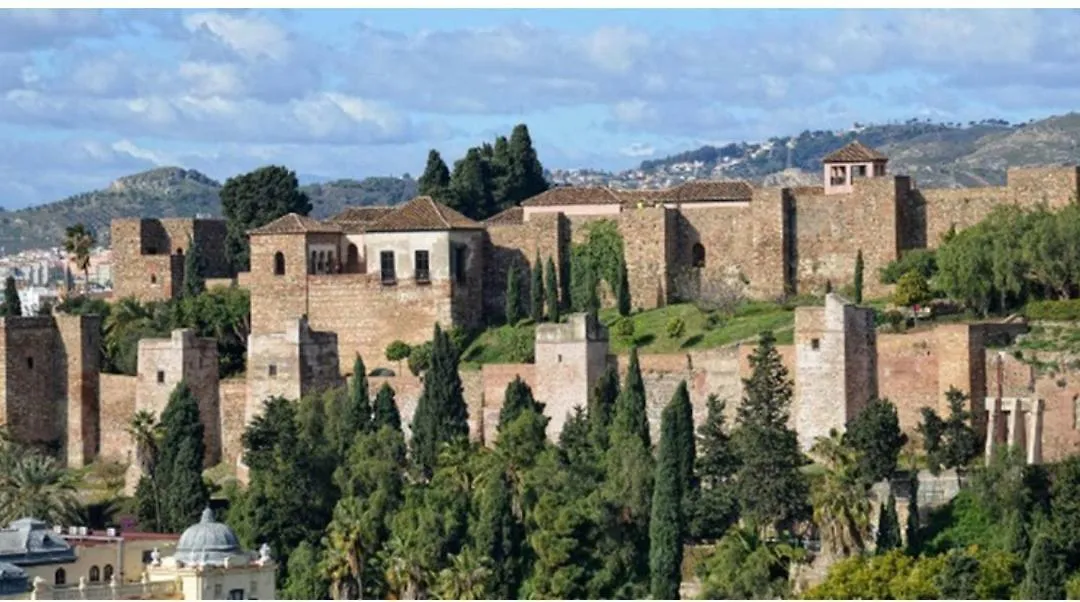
(5, 112), (1080, 254)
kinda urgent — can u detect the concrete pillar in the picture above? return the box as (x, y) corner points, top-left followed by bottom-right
(1007, 399), (1025, 452)
(1028, 398), (1044, 465)
(984, 396), (1000, 466)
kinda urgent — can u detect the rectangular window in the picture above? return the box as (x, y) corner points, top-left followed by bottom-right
(156, 371), (165, 384)
(811, 338), (820, 350)
(830, 165), (847, 186)
(141, 550), (153, 564)
(228, 589), (245, 600)
(414, 250), (430, 283)
(380, 251), (396, 285)
(853, 164), (867, 178)
(453, 246), (468, 284)
(268, 364), (277, 378)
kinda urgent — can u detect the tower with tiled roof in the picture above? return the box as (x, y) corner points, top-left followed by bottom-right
(822, 140), (888, 195)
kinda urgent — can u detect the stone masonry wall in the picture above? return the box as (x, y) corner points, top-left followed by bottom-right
(618, 207), (675, 310)
(218, 378), (248, 470)
(55, 314), (101, 468)
(484, 214), (565, 322)
(99, 374), (136, 463)
(0, 317), (61, 451)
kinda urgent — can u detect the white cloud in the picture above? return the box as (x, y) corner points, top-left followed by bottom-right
(620, 142), (655, 158)
(183, 11), (292, 62)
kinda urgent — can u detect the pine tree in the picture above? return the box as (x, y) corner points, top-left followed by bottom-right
(505, 124), (549, 205)
(732, 331), (809, 533)
(220, 165), (312, 271)
(688, 394), (739, 542)
(615, 257), (631, 317)
(1022, 533), (1067, 599)
(409, 324), (469, 479)
(588, 364), (620, 452)
(530, 254), (544, 322)
(649, 398), (683, 600)
(450, 147), (496, 220)
(181, 235), (205, 298)
(498, 376), (543, 432)
(876, 493), (902, 552)
(545, 257), (560, 323)
(854, 249), (865, 304)
(505, 262), (523, 325)
(613, 347), (650, 449)
(845, 397), (906, 484)
(418, 149), (452, 203)
(155, 381), (209, 532)
(1, 276), (19, 317)
(373, 383), (402, 432)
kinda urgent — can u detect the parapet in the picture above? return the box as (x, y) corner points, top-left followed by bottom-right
(535, 312), (609, 344)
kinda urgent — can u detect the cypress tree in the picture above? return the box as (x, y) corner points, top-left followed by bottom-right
(181, 235), (205, 298)
(409, 324), (469, 478)
(506, 124), (549, 204)
(350, 354), (372, 434)
(688, 394), (739, 542)
(373, 383), (401, 432)
(450, 147), (496, 219)
(156, 381), (209, 532)
(545, 256), (560, 322)
(530, 254), (544, 322)
(613, 347), (650, 449)
(418, 149), (451, 203)
(671, 380), (696, 496)
(1, 276), (20, 317)
(649, 398), (683, 600)
(854, 249), (865, 304)
(905, 477), (920, 552)
(473, 468), (524, 598)
(505, 262), (523, 326)
(876, 493), (902, 552)
(1022, 533), (1067, 599)
(615, 257), (631, 317)
(498, 376), (543, 432)
(490, 135), (513, 212)
(588, 364), (620, 452)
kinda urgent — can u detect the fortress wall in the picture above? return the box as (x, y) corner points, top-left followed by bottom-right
(921, 186), (1011, 248)
(674, 203), (761, 302)
(218, 378), (248, 469)
(99, 374), (136, 463)
(877, 330), (941, 433)
(484, 213), (565, 320)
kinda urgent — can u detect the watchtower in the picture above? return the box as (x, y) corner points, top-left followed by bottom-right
(823, 141), (889, 195)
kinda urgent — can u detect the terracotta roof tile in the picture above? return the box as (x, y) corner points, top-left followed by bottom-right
(366, 196), (483, 232)
(660, 180), (753, 202)
(485, 206), (524, 225)
(329, 207), (396, 233)
(822, 141), (887, 163)
(613, 189), (668, 205)
(520, 186), (623, 207)
(248, 213), (342, 235)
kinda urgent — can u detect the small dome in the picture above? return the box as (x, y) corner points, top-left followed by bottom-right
(173, 508), (241, 567)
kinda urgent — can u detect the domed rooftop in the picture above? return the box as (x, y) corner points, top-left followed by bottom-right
(174, 508), (241, 567)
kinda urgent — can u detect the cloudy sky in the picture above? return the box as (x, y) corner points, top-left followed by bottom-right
(2, 8), (1079, 209)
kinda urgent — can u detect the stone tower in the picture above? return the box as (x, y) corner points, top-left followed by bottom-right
(534, 313), (610, 440)
(794, 293), (878, 451)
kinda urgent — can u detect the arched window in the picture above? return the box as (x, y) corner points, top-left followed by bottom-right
(328, 251), (335, 273)
(150, 274), (157, 284)
(103, 565), (114, 582)
(692, 243), (706, 268)
(273, 252), (286, 276)
(176, 247), (184, 255)
(89, 566), (100, 583)
(346, 244), (359, 272)
(55, 568), (66, 586)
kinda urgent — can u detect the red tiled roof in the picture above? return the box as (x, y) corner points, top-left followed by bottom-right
(485, 206), (524, 225)
(520, 186), (623, 207)
(366, 196), (483, 232)
(247, 213), (342, 235)
(328, 207), (396, 233)
(822, 141), (888, 163)
(659, 180), (753, 202)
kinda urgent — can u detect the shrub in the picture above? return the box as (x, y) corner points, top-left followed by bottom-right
(884, 310), (906, 331)
(704, 311), (725, 331)
(666, 316), (686, 339)
(407, 342), (432, 376)
(880, 249), (938, 285)
(385, 340), (412, 362)
(614, 317), (636, 341)
(1024, 299), (1080, 321)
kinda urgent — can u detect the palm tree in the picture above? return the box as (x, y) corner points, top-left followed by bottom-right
(323, 496), (386, 600)
(434, 547), (492, 600)
(127, 410), (163, 529)
(809, 431), (872, 559)
(382, 535), (430, 601)
(0, 453), (80, 525)
(63, 224), (95, 294)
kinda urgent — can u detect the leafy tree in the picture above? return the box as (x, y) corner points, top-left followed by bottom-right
(418, 149), (452, 204)
(876, 493), (902, 552)
(697, 528), (802, 600)
(879, 249), (937, 285)
(613, 347), (650, 449)
(0, 450), (80, 526)
(1022, 533), (1068, 599)
(894, 269), (932, 310)
(373, 383), (402, 432)
(63, 223), (95, 294)
(220, 165), (312, 271)
(670, 380), (696, 499)
(181, 235), (205, 298)
(497, 376), (543, 432)
(854, 249), (865, 303)
(410, 324), (469, 478)
(649, 393), (684, 599)
(688, 394), (739, 542)
(615, 257), (631, 317)
(732, 331), (809, 533)
(1, 276), (20, 317)
(407, 341), (432, 377)
(385, 340), (411, 373)
(588, 364), (619, 452)
(844, 397), (907, 483)
(505, 261), (523, 325)
(544, 256), (560, 322)
(918, 387), (978, 474)
(434, 546), (493, 600)
(810, 431), (872, 558)
(283, 542), (329, 600)
(530, 254), (544, 322)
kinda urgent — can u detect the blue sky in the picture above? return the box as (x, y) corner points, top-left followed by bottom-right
(2, 8), (1079, 208)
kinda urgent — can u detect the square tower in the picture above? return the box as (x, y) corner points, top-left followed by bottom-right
(111, 218), (231, 302)
(534, 313), (610, 440)
(794, 293), (878, 451)
(822, 141), (889, 195)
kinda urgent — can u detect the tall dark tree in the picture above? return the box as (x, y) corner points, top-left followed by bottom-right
(649, 398), (684, 600)
(155, 382), (209, 532)
(505, 124), (549, 204)
(854, 249), (865, 304)
(505, 262), (523, 325)
(220, 165), (312, 271)
(498, 376), (543, 432)
(906, 477), (920, 552)
(588, 364), (620, 452)
(181, 235), (205, 298)
(349, 354), (372, 432)
(450, 147), (496, 220)
(918, 387), (979, 474)
(1, 276), (20, 317)
(844, 397), (907, 483)
(670, 381), (696, 496)
(544, 257), (560, 323)
(373, 383), (402, 432)
(418, 149), (452, 203)
(732, 331), (809, 533)
(876, 493), (902, 552)
(409, 324), (469, 478)
(489, 135), (513, 211)
(530, 255), (544, 322)
(613, 347), (650, 449)
(615, 257), (631, 317)
(472, 467), (525, 598)
(688, 394), (739, 542)
(1022, 533), (1067, 599)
